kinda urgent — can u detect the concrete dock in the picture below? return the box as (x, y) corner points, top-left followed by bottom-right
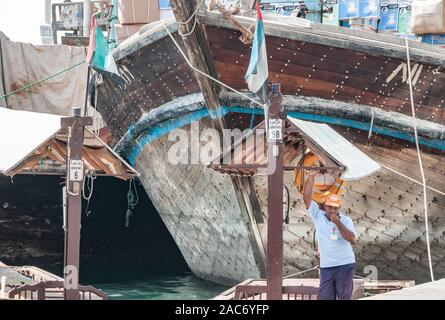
(361, 279), (445, 300)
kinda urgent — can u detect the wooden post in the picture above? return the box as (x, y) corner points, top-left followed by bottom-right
(61, 107), (93, 300)
(170, 0), (226, 131)
(83, 0), (91, 37)
(266, 83), (284, 300)
(171, 1), (266, 278)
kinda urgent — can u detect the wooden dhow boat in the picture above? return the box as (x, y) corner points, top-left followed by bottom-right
(93, 4), (445, 286)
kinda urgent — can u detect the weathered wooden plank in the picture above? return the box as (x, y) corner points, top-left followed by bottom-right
(200, 11), (445, 68)
(171, 0), (226, 131)
(210, 41), (445, 111)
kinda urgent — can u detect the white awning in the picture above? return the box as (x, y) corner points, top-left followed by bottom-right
(0, 107), (138, 178)
(288, 117), (381, 180)
(0, 108), (61, 173)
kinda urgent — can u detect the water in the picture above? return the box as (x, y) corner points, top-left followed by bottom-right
(3, 175), (230, 300)
(82, 270), (229, 300)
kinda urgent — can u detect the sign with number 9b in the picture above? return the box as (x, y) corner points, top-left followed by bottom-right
(268, 119), (283, 142)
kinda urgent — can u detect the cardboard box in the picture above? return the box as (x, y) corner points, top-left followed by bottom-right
(421, 33), (445, 45)
(116, 23), (145, 42)
(411, 0), (445, 34)
(118, 0), (160, 25)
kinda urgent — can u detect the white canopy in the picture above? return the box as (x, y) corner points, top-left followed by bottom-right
(0, 107), (138, 178)
(288, 117), (381, 180)
(0, 108), (61, 174)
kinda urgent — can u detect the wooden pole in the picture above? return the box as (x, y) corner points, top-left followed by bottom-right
(171, 1), (267, 278)
(61, 107), (93, 300)
(170, 0), (226, 131)
(83, 0), (91, 37)
(83, 66), (91, 117)
(266, 83), (284, 300)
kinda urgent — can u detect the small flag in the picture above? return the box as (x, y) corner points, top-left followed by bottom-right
(245, 2), (269, 103)
(86, 15), (125, 88)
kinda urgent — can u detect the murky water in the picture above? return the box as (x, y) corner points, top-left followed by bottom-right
(82, 270), (228, 300)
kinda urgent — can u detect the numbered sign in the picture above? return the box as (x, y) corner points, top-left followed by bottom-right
(268, 119), (283, 142)
(69, 159), (84, 182)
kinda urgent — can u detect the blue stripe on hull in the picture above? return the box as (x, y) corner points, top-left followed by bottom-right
(123, 106), (445, 165)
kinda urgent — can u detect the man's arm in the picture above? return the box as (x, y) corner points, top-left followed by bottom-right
(330, 214), (356, 244)
(303, 172), (316, 209)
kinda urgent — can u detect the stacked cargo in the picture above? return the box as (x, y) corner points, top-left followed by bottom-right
(159, 0), (174, 19)
(116, 0), (161, 43)
(378, 0), (399, 34)
(397, 0), (412, 33)
(259, 0), (445, 46)
(411, 0), (445, 46)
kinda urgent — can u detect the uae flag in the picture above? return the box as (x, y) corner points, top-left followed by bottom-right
(245, 2), (269, 103)
(86, 15), (125, 88)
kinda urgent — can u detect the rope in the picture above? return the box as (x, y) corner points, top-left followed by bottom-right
(284, 185), (290, 224)
(82, 175), (96, 200)
(162, 21), (268, 138)
(353, 274), (378, 282)
(163, 21), (266, 110)
(66, 189), (80, 196)
(176, 0), (205, 37)
(405, 38), (434, 282)
(167, 15), (441, 283)
(283, 265), (319, 279)
(178, 11), (199, 37)
(378, 162), (445, 197)
(127, 178), (139, 208)
(125, 179), (139, 227)
(0, 60), (86, 101)
(83, 175), (97, 216)
(368, 107), (375, 139)
(249, 105), (255, 129)
(176, 0), (206, 25)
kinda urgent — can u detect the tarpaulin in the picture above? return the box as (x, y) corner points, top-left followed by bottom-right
(0, 31), (88, 116)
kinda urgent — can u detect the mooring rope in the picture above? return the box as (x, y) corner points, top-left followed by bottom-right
(0, 60), (86, 101)
(166, 10), (439, 283)
(125, 179), (139, 227)
(368, 107), (375, 139)
(249, 105), (256, 129)
(163, 20), (266, 110)
(83, 175), (97, 216)
(174, 0), (206, 37)
(377, 162), (445, 197)
(405, 38), (434, 282)
(283, 265), (319, 279)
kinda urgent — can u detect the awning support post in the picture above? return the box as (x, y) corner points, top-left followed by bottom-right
(61, 107), (93, 300)
(267, 83), (285, 300)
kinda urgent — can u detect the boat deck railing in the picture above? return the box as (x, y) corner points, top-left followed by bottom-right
(213, 278), (367, 300)
(234, 282), (319, 300)
(8, 281), (107, 300)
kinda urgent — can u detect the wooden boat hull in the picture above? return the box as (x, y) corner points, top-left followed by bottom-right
(94, 17), (445, 285)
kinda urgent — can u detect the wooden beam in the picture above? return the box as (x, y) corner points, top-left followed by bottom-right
(170, 0), (226, 131)
(208, 0), (254, 44)
(200, 11), (445, 68)
(171, 1), (266, 278)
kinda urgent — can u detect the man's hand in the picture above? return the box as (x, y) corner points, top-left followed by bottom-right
(307, 169), (318, 177)
(329, 212), (339, 223)
(303, 170), (318, 209)
(331, 216), (356, 245)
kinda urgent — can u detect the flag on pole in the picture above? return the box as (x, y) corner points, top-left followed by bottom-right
(245, 2), (269, 103)
(108, 0), (119, 49)
(86, 15), (125, 88)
